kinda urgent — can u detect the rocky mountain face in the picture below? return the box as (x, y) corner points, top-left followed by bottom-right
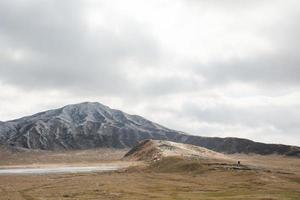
(0, 102), (180, 150)
(0, 102), (299, 157)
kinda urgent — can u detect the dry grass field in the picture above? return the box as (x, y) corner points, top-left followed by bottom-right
(0, 149), (299, 200)
(0, 147), (129, 166)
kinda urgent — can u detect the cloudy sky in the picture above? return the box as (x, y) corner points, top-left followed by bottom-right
(0, 0), (299, 146)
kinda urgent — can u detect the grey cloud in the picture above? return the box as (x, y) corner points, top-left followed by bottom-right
(0, 0), (299, 145)
(140, 76), (201, 97)
(181, 102), (300, 135)
(188, 0), (270, 9)
(0, 0), (161, 95)
(192, 3), (300, 88)
(196, 53), (300, 87)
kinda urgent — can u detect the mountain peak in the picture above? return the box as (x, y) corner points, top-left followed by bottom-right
(62, 101), (111, 112)
(66, 101), (107, 107)
(60, 101), (112, 122)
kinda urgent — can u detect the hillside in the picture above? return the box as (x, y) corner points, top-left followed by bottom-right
(124, 139), (229, 162)
(0, 102), (179, 150)
(0, 102), (299, 157)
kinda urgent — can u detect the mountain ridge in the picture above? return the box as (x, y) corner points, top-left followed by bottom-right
(0, 102), (299, 157)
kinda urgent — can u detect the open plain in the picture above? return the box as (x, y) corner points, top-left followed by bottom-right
(0, 144), (299, 200)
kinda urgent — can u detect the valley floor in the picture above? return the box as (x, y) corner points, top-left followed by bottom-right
(0, 149), (299, 200)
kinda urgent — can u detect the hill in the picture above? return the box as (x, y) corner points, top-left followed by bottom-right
(0, 102), (299, 156)
(124, 139), (229, 162)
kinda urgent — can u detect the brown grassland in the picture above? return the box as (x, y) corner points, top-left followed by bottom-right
(0, 149), (299, 200)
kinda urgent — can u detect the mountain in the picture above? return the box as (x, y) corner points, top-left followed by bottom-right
(0, 102), (180, 150)
(0, 102), (299, 157)
(175, 135), (300, 157)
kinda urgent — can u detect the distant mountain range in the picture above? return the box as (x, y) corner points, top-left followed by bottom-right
(0, 102), (299, 157)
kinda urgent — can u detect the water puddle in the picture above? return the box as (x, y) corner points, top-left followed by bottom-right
(0, 164), (124, 175)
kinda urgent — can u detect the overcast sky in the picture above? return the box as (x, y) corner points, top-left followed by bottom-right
(0, 0), (299, 146)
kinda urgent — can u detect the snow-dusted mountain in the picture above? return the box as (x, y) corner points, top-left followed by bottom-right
(0, 102), (299, 157)
(0, 102), (180, 149)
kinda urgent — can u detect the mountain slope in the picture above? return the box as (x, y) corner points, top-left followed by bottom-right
(0, 102), (299, 157)
(174, 135), (300, 157)
(0, 102), (180, 150)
